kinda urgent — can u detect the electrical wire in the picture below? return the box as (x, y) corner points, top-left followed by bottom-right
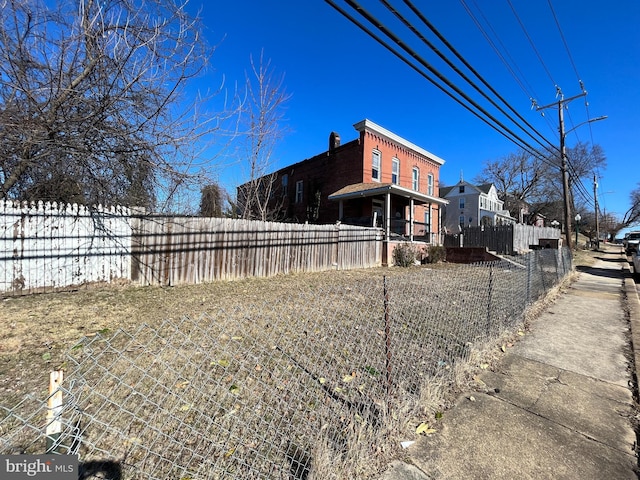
(460, 0), (561, 144)
(325, 0), (560, 170)
(326, 0), (597, 207)
(393, 0), (555, 153)
(507, 0), (557, 89)
(547, 0), (582, 85)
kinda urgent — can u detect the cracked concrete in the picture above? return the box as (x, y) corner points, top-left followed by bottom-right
(378, 244), (639, 480)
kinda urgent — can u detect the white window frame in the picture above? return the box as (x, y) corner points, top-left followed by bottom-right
(391, 158), (400, 185)
(372, 150), (381, 182)
(295, 180), (303, 204)
(412, 167), (420, 191)
(427, 173), (434, 196)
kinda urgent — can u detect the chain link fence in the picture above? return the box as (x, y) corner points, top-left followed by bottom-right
(1, 247), (572, 479)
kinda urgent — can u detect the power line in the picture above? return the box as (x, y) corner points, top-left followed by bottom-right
(396, 0), (555, 152)
(324, 0), (560, 168)
(461, 0), (560, 142)
(546, 0), (600, 151)
(461, 0), (539, 107)
(325, 0), (596, 209)
(507, 0), (557, 89)
(547, 0), (582, 85)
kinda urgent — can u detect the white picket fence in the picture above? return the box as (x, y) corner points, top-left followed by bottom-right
(0, 201), (132, 294)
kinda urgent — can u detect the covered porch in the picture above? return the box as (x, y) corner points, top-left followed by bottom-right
(328, 182), (448, 244)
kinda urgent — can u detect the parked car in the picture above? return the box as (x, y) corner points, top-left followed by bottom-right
(624, 231), (640, 254)
(633, 250), (640, 281)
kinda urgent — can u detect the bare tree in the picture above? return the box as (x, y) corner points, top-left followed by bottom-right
(237, 51), (291, 221)
(477, 142), (606, 224)
(474, 149), (545, 219)
(623, 183), (640, 226)
(0, 0), (235, 210)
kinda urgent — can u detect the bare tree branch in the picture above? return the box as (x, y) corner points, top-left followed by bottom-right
(0, 0), (239, 210)
(237, 51), (291, 221)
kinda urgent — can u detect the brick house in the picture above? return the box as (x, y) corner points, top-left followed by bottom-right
(238, 119), (448, 244)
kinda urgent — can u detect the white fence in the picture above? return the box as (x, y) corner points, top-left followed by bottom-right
(0, 201), (132, 294)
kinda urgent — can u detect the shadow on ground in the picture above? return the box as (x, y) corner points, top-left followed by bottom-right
(576, 265), (626, 279)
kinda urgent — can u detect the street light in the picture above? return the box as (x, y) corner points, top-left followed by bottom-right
(575, 213), (581, 247)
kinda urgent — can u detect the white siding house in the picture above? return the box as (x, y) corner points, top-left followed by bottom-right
(440, 181), (516, 233)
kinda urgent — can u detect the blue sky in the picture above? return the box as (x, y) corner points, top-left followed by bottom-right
(192, 1), (639, 233)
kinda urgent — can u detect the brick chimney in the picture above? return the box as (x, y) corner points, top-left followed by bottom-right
(329, 131), (340, 152)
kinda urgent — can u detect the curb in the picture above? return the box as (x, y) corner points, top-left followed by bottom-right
(622, 256), (640, 392)
(620, 251), (640, 468)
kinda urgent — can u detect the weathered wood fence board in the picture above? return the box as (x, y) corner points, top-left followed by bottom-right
(132, 217), (382, 286)
(1, 202), (383, 294)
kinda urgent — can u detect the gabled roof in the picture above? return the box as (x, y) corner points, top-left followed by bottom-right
(476, 183), (494, 194)
(329, 182), (448, 205)
(439, 186), (454, 197)
(440, 181), (495, 198)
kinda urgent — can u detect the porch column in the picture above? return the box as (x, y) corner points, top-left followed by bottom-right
(409, 198), (414, 242)
(438, 205), (442, 245)
(385, 191), (391, 238)
(428, 202), (432, 243)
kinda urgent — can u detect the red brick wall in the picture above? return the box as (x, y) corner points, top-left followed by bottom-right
(360, 129), (442, 234)
(256, 126), (443, 237)
(274, 139), (364, 223)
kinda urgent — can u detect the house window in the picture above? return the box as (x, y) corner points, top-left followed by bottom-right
(392, 158), (400, 185)
(282, 174), (288, 197)
(459, 185), (465, 193)
(427, 173), (434, 196)
(295, 180), (303, 204)
(372, 150), (381, 182)
(459, 215), (465, 227)
(412, 167), (419, 191)
(459, 197), (465, 209)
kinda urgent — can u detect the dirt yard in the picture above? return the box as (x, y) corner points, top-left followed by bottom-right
(1, 247), (597, 410)
(0, 266), (416, 408)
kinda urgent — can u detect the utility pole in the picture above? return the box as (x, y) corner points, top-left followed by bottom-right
(594, 174), (600, 249)
(536, 91), (587, 250)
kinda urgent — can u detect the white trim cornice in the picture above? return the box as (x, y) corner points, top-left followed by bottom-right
(353, 119), (446, 165)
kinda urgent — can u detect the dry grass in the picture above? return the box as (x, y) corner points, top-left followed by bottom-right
(1, 249), (580, 478)
(1, 267), (425, 407)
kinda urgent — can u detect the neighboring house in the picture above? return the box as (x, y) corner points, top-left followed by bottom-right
(505, 195), (545, 226)
(440, 181), (516, 233)
(237, 119), (448, 243)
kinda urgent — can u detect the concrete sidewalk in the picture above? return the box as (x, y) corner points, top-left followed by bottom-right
(381, 243), (639, 480)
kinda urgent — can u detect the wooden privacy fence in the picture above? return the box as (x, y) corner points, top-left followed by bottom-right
(131, 216), (383, 286)
(445, 224), (561, 255)
(0, 200), (132, 294)
(0, 200), (383, 294)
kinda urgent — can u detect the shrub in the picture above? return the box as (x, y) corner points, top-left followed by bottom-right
(392, 242), (418, 267)
(426, 245), (446, 264)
